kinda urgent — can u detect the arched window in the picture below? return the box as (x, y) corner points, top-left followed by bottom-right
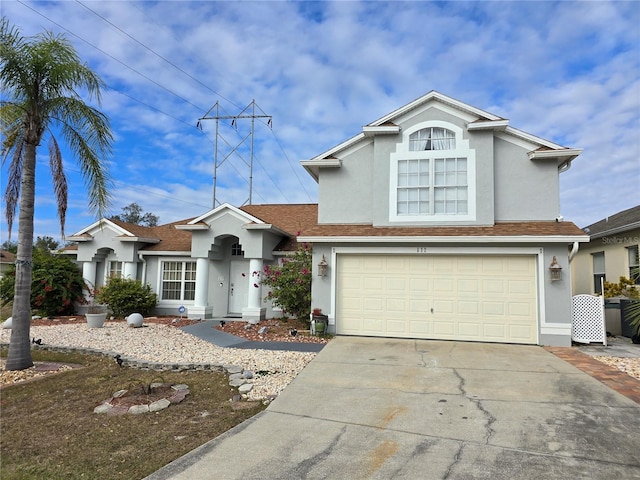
(390, 122), (475, 221)
(409, 127), (456, 151)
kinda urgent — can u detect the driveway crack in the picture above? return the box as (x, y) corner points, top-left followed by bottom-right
(452, 368), (496, 445)
(442, 442), (464, 479)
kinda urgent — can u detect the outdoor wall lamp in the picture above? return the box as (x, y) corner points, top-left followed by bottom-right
(318, 255), (329, 277)
(549, 256), (563, 281)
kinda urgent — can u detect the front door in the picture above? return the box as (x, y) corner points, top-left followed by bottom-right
(228, 260), (250, 315)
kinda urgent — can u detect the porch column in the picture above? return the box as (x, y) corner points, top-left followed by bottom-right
(243, 258), (266, 324)
(123, 261), (137, 280)
(189, 257), (213, 319)
(82, 261), (96, 297)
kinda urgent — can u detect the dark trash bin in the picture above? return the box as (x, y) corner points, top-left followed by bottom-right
(312, 314), (328, 336)
(621, 299), (640, 343)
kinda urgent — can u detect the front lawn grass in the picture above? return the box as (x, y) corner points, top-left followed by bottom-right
(0, 349), (266, 480)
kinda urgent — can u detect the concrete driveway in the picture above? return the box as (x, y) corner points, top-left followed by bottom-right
(147, 337), (640, 479)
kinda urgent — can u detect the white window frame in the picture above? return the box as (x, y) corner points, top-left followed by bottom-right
(160, 260), (197, 301)
(628, 245), (639, 284)
(108, 261), (123, 279)
(390, 121), (476, 223)
(592, 252), (606, 294)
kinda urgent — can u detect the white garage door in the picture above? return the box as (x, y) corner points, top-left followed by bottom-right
(337, 254), (538, 344)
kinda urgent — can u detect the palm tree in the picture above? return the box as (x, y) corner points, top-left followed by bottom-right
(1, 18), (113, 370)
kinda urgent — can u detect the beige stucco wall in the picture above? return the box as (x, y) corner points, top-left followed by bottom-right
(571, 226), (640, 294)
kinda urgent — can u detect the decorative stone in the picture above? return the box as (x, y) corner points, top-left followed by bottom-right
(243, 324), (252, 330)
(258, 326), (269, 334)
(149, 398), (171, 412)
(224, 365), (243, 374)
(238, 383), (253, 393)
(242, 370), (254, 379)
(228, 373), (243, 380)
(112, 389), (128, 398)
(127, 313), (144, 328)
(229, 378), (246, 387)
(171, 384), (189, 391)
(2, 317), (11, 329)
(128, 404), (150, 415)
(94, 403), (113, 414)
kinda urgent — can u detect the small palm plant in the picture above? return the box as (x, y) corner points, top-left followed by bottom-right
(605, 270), (640, 341)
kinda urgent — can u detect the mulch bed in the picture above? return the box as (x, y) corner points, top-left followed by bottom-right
(215, 317), (329, 344)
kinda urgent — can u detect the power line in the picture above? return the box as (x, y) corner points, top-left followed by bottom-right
(16, 0), (205, 112)
(15, 0), (312, 205)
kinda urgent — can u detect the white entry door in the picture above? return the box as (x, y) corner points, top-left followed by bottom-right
(229, 260), (250, 315)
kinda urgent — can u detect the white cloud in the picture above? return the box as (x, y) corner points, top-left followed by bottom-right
(1, 0), (638, 241)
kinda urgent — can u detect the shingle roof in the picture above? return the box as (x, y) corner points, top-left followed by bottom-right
(139, 219), (195, 252)
(65, 205), (587, 255)
(583, 205), (640, 238)
(0, 249), (16, 264)
(240, 204), (319, 251)
(300, 221), (586, 238)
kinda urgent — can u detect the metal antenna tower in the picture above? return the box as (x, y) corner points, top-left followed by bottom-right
(197, 100), (272, 208)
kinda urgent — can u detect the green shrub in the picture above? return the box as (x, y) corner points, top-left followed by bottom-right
(95, 277), (157, 318)
(603, 276), (640, 299)
(261, 244), (312, 323)
(0, 249), (85, 316)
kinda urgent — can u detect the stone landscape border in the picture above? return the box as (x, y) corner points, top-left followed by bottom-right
(1, 342), (255, 397)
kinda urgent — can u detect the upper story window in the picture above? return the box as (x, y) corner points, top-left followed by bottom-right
(390, 122), (475, 222)
(409, 127), (456, 151)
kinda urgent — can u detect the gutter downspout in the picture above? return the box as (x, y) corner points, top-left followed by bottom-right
(138, 254), (147, 285)
(568, 241), (579, 262)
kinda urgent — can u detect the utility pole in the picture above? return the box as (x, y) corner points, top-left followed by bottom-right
(197, 100), (272, 208)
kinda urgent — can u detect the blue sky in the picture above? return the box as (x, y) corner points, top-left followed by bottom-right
(1, 0), (639, 244)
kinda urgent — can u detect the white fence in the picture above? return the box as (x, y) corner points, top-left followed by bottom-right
(571, 294), (607, 345)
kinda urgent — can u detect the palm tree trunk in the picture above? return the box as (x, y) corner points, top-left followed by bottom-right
(5, 144), (37, 370)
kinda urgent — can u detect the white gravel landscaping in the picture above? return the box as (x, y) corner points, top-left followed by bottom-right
(0, 322), (316, 401)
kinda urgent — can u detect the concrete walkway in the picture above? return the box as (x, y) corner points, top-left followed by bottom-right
(180, 320), (325, 353)
(146, 337), (640, 479)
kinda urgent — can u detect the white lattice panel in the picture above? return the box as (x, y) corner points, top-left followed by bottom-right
(571, 294), (606, 345)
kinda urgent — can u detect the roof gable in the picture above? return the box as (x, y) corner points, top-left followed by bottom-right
(301, 90), (582, 177)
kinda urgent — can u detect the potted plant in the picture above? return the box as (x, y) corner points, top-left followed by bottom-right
(86, 304), (108, 328)
(84, 284), (108, 328)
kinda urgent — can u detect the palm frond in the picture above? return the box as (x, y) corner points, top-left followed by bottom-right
(4, 138), (24, 239)
(49, 136), (68, 237)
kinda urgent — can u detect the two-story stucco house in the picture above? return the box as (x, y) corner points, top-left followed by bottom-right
(66, 91), (587, 346)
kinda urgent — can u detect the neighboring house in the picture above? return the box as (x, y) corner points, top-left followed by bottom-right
(65, 91), (587, 346)
(571, 205), (640, 295)
(0, 249), (16, 280)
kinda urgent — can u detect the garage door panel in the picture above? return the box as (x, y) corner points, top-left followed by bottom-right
(409, 320), (431, 334)
(483, 302), (505, 315)
(433, 322), (455, 336)
(458, 322), (480, 337)
(409, 299), (431, 312)
(508, 302), (533, 317)
(386, 277), (407, 290)
(458, 301), (480, 315)
(387, 320), (409, 333)
(386, 298), (407, 312)
(337, 254), (537, 344)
